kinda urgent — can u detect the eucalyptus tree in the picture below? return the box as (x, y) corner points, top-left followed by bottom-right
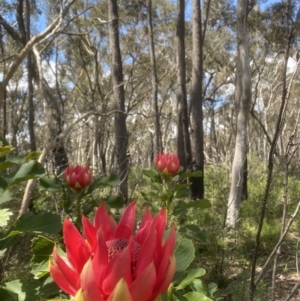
(176, 0), (191, 170)
(188, 0), (212, 199)
(108, 0), (129, 202)
(147, 0), (162, 159)
(0, 0), (76, 160)
(226, 0), (252, 229)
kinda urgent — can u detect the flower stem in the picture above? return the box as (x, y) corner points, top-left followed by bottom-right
(75, 195), (82, 231)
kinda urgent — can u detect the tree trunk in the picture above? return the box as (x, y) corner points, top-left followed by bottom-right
(176, 0), (191, 170)
(189, 0), (204, 199)
(26, 0), (36, 152)
(108, 0), (129, 203)
(0, 25), (7, 141)
(226, 0), (252, 229)
(147, 0), (162, 158)
(32, 47), (68, 175)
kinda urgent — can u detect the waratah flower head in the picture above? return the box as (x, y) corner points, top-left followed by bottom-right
(50, 202), (176, 301)
(155, 153), (180, 175)
(64, 165), (92, 191)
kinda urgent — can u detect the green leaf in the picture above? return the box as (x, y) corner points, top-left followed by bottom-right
(181, 199), (211, 209)
(173, 201), (188, 216)
(150, 182), (164, 192)
(37, 277), (60, 299)
(0, 190), (13, 205)
(5, 161), (45, 186)
(12, 212), (61, 234)
(0, 209), (13, 227)
(142, 169), (161, 182)
(0, 234), (19, 251)
(183, 292), (212, 301)
(0, 146), (13, 158)
(179, 171), (203, 180)
(208, 282), (218, 296)
(175, 268), (206, 290)
(39, 176), (63, 192)
(0, 215), (59, 250)
(191, 279), (207, 294)
(106, 195), (124, 208)
(175, 187), (191, 199)
(0, 177), (8, 190)
(0, 286), (17, 301)
(0, 161), (15, 173)
(87, 174), (120, 193)
(1, 280), (39, 301)
(98, 174), (120, 186)
(175, 238), (195, 272)
(180, 224), (206, 242)
(30, 236), (55, 279)
(25, 151), (41, 161)
(8, 155), (26, 164)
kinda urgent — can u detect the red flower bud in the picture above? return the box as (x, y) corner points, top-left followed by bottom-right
(155, 153), (180, 175)
(64, 165), (92, 191)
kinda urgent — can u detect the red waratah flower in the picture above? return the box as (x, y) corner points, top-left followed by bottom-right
(155, 153), (180, 175)
(50, 202), (176, 301)
(64, 165), (92, 191)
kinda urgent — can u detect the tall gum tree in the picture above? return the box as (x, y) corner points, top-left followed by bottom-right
(189, 0), (211, 199)
(108, 0), (129, 203)
(226, 0), (252, 229)
(176, 0), (191, 169)
(147, 0), (162, 159)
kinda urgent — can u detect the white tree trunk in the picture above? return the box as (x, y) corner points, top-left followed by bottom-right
(226, 0), (252, 229)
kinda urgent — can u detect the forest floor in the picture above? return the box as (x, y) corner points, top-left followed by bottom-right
(199, 232), (300, 301)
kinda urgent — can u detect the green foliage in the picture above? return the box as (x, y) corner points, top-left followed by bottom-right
(30, 237), (55, 279)
(3, 154), (299, 301)
(0, 209), (13, 228)
(174, 238), (195, 273)
(0, 151), (46, 204)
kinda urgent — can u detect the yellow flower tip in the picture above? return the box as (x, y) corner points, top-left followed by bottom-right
(75, 288), (86, 301)
(108, 278), (132, 301)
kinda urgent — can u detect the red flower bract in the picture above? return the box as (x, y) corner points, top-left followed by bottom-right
(50, 202), (176, 301)
(155, 153), (180, 175)
(64, 165), (92, 191)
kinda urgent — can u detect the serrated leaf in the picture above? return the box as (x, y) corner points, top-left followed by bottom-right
(30, 236), (55, 279)
(2, 280), (39, 301)
(37, 277), (60, 299)
(183, 292), (212, 301)
(175, 238), (195, 272)
(175, 268), (206, 291)
(0, 209), (13, 227)
(12, 212), (61, 234)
